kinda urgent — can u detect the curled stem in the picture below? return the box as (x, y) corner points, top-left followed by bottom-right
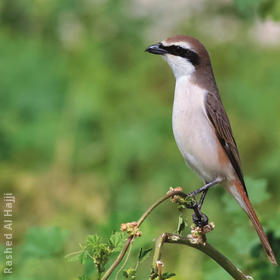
(137, 190), (187, 227)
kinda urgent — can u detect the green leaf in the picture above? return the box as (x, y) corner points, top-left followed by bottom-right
(67, 232), (127, 276)
(65, 251), (82, 263)
(266, 214), (280, 238)
(86, 234), (103, 249)
(259, 0), (280, 20)
(234, 0), (259, 18)
(138, 248), (152, 263)
(109, 231), (127, 252)
(123, 268), (136, 279)
(245, 177), (270, 205)
(229, 227), (259, 255)
(80, 250), (90, 264)
(177, 215), (186, 234)
(21, 226), (68, 258)
(161, 272), (176, 279)
(84, 234), (112, 274)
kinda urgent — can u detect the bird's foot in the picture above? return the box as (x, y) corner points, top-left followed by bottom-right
(192, 202), (209, 227)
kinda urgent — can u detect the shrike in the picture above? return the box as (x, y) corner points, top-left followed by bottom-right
(146, 35), (277, 264)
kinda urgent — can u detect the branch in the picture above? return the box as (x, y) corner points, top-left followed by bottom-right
(101, 185), (253, 280)
(163, 233), (252, 280)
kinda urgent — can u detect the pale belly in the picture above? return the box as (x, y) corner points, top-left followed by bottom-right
(172, 77), (229, 182)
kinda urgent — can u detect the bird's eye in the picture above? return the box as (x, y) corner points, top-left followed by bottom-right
(163, 44), (200, 65)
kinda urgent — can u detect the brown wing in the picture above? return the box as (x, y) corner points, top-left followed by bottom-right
(205, 91), (248, 195)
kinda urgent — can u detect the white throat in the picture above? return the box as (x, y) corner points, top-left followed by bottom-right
(162, 54), (195, 79)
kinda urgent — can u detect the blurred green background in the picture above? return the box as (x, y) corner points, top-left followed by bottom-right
(0, 0), (280, 279)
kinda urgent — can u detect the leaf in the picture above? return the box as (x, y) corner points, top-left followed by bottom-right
(79, 250), (89, 264)
(245, 177), (270, 205)
(21, 226), (68, 258)
(162, 272), (176, 279)
(65, 251), (82, 262)
(177, 215), (186, 234)
(67, 232), (126, 275)
(266, 214), (280, 238)
(109, 231), (127, 252)
(86, 234), (103, 249)
(259, 0), (280, 20)
(138, 248), (152, 263)
(123, 268), (136, 279)
(84, 234), (112, 274)
(229, 227), (259, 255)
(234, 0), (259, 18)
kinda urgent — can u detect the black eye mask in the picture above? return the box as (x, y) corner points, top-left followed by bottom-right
(159, 43), (200, 66)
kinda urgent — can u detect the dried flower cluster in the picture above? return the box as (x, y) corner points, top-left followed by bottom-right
(120, 221), (142, 237)
(167, 187), (183, 203)
(188, 222), (215, 245)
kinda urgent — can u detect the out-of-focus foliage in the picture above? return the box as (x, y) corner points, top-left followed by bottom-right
(0, 226), (69, 279)
(66, 232), (127, 278)
(234, 0), (280, 20)
(0, 0), (279, 279)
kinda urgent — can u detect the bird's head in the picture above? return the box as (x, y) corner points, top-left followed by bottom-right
(146, 35), (210, 79)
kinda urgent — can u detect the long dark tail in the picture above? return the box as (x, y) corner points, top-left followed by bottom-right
(227, 181), (277, 265)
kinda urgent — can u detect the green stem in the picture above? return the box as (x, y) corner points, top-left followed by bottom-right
(150, 233), (168, 280)
(152, 233), (167, 270)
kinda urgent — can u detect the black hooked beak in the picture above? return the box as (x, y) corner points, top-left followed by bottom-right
(145, 43), (167, 55)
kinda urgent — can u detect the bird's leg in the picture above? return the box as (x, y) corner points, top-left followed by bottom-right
(190, 178), (223, 226)
(189, 178), (223, 198)
(198, 189), (208, 210)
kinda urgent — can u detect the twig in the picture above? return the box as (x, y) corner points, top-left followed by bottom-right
(165, 233), (252, 280)
(101, 189), (187, 280)
(101, 236), (134, 280)
(150, 233), (168, 280)
(152, 233), (167, 270)
(115, 236), (134, 280)
(137, 190), (187, 226)
(101, 182), (237, 280)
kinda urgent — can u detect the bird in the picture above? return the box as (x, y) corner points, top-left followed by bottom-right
(145, 35), (277, 265)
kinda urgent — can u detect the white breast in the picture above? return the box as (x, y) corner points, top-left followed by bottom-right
(172, 76), (226, 182)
